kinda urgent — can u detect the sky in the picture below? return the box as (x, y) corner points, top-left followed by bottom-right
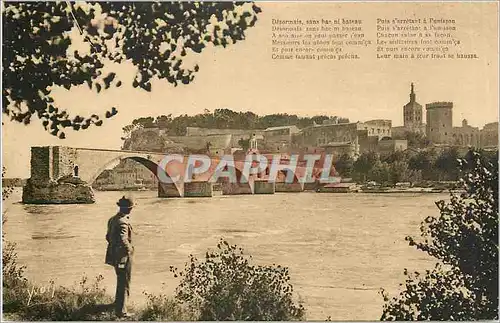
(2, 1), (499, 178)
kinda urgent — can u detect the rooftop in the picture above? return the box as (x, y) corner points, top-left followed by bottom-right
(426, 102), (453, 109)
(264, 125), (299, 131)
(309, 121), (360, 129)
(321, 141), (353, 147)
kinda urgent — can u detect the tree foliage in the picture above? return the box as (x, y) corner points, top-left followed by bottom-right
(353, 151), (379, 182)
(434, 147), (460, 181)
(334, 153), (354, 178)
(122, 109), (350, 137)
(350, 148), (481, 185)
(380, 150), (498, 320)
(238, 137), (250, 151)
(170, 239), (305, 321)
(408, 149), (438, 180)
(3, 2), (262, 138)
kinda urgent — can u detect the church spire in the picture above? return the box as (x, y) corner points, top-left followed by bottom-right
(410, 82), (416, 103)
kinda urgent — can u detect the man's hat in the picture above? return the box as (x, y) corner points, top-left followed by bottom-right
(117, 196), (134, 208)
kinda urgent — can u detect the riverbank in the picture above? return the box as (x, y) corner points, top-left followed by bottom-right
(91, 185), (459, 195)
(2, 272), (193, 321)
(359, 188), (463, 194)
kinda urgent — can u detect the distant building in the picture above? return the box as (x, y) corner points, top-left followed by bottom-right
(185, 127), (257, 137)
(321, 142), (357, 160)
(362, 119), (392, 139)
(294, 122), (363, 156)
(392, 83), (425, 139)
(263, 125), (300, 152)
(426, 102), (453, 144)
(93, 159), (158, 190)
(451, 119), (480, 147)
(169, 134), (233, 155)
(378, 138), (408, 157)
(293, 121), (391, 158)
(480, 122), (499, 149)
(182, 127), (271, 153)
(403, 83), (425, 133)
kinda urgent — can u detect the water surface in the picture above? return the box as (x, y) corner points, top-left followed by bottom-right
(3, 190), (445, 320)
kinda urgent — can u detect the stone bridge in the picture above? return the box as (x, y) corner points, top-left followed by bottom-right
(22, 146), (333, 204)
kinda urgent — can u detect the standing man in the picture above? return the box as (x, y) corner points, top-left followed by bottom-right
(105, 196), (135, 318)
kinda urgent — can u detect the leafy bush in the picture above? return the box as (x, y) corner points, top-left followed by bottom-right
(2, 241), (29, 314)
(170, 239), (305, 320)
(380, 150), (498, 320)
(138, 291), (195, 321)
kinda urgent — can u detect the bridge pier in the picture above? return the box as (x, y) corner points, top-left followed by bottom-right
(275, 182), (305, 192)
(23, 177), (95, 204)
(184, 181), (213, 197)
(22, 147), (95, 204)
(254, 180), (275, 194)
(304, 181), (320, 191)
(158, 182), (183, 198)
(221, 181), (254, 195)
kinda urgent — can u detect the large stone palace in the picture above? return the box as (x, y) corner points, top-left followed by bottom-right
(98, 83), (497, 188)
(121, 83), (498, 159)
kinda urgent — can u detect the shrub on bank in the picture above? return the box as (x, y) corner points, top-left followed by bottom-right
(138, 291), (195, 321)
(170, 238), (305, 321)
(3, 272), (114, 321)
(2, 239), (29, 314)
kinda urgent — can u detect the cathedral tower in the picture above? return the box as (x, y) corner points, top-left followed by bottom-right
(403, 83), (423, 133)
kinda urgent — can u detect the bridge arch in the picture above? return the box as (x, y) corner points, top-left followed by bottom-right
(87, 155), (182, 197)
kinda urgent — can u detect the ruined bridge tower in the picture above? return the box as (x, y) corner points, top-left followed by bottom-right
(22, 146), (95, 204)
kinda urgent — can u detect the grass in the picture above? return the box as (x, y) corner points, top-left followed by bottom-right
(3, 271), (116, 321)
(3, 271), (193, 321)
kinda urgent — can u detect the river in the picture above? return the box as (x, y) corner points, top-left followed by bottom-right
(2, 189), (446, 320)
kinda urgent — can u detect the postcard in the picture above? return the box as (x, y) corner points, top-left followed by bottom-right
(2, 1), (498, 321)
